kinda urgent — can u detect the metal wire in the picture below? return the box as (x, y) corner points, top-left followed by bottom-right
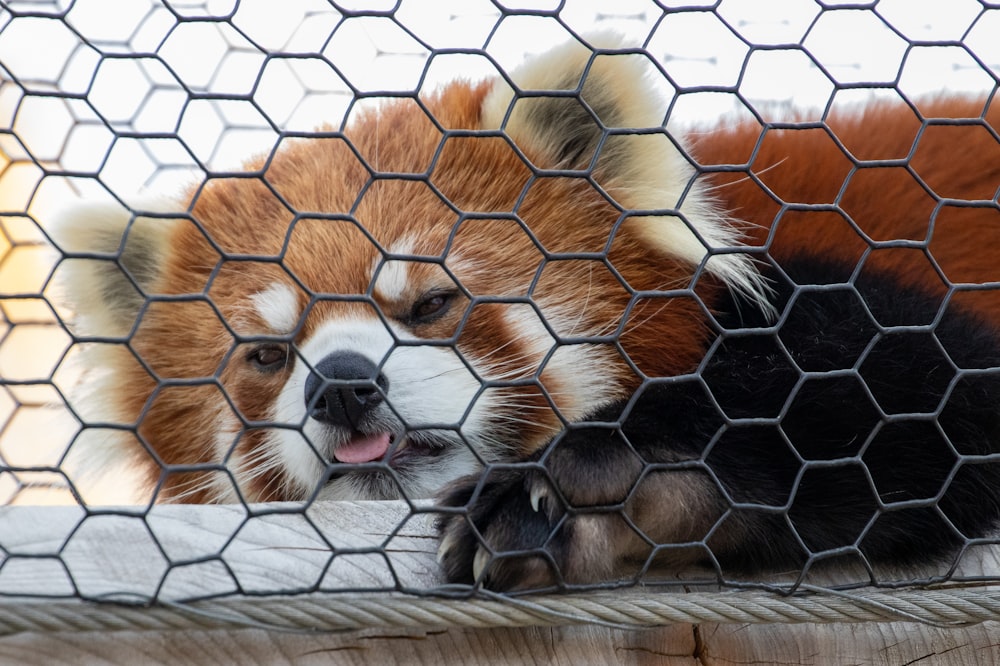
(1, 0), (1000, 616)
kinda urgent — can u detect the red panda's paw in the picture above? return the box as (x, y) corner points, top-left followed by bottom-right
(435, 427), (650, 591)
(435, 466), (564, 591)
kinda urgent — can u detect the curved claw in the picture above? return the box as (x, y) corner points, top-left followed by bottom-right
(529, 481), (549, 513)
(472, 546), (490, 582)
(437, 530), (456, 565)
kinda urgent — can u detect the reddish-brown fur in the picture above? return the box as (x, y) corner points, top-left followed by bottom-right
(101, 79), (1000, 503)
(114, 81), (709, 500)
(690, 97), (1000, 322)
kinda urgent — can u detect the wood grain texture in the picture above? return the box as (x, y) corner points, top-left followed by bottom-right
(0, 501), (441, 600)
(2, 622), (1000, 665)
(5, 500), (1000, 600)
(0, 625), (698, 666)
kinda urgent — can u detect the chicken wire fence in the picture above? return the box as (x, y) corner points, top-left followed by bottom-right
(1, 0), (1000, 634)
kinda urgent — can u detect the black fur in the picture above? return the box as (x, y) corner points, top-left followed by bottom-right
(437, 257), (1000, 589)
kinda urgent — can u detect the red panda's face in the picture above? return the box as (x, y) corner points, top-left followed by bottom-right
(138, 98), (646, 502)
(56, 41), (760, 503)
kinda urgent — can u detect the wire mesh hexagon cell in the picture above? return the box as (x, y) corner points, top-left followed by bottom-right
(3, 0), (1000, 637)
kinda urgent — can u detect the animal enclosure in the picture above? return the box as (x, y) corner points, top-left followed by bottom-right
(2, 0), (1000, 663)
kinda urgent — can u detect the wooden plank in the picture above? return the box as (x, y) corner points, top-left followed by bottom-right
(5, 500), (1000, 601)
(0, 501), (442, 600)
(695, 622), (1000, 666)
(0, 624), (700, 666)
(1, 621), (999, 665)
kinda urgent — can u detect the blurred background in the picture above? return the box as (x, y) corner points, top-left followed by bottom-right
(0, 0), (997, 505)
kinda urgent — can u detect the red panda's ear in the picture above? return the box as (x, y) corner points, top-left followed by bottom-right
(479, 34), (768, 304)
(480, 33), (667, 172)
(50, 200), (178, 337)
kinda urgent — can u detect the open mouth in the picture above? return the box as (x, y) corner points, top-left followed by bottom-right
(332, 431), (392, 464)
(332, 431), (445, 467)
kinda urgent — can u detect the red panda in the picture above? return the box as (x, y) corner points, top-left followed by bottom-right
(53, 36), (1000, 591)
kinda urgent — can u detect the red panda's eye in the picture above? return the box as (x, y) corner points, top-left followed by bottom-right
(247, 344), (288, 372)
(411, 292), (453, 322)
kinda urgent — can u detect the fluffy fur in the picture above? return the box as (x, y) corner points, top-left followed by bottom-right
(53, 36), (1000, 590)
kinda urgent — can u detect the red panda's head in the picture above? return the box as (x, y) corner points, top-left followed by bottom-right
(53, 36), (765, 503)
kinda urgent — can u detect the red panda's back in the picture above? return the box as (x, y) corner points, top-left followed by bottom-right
(690, 97), (1000, 325)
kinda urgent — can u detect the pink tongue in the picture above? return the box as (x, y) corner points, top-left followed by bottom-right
(334, 432), (391, 464)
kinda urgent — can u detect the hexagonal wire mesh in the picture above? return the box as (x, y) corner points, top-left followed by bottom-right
(2, 0), (1000, 617)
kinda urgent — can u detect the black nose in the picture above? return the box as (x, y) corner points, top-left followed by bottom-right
(304, 351), (389, 429)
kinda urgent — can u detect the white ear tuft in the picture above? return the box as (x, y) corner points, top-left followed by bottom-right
(482, 32), (667, 160)
(50, 199), (178, 337)
(481, 34), (769, 308)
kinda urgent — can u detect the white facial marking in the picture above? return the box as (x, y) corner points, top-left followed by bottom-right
(506, 299), (622, 420)
(499, 303), (555, 376)
(251, 282), (300, 333)
(444, 253), (486, 291)
(373, 236), (416, 302)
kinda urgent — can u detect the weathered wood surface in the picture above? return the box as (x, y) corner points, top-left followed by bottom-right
(2, 621), (1000, 665)
(0, 500), (444, 600)
(6, 500), (1000, 601)
(2, 500), (1000, 664)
